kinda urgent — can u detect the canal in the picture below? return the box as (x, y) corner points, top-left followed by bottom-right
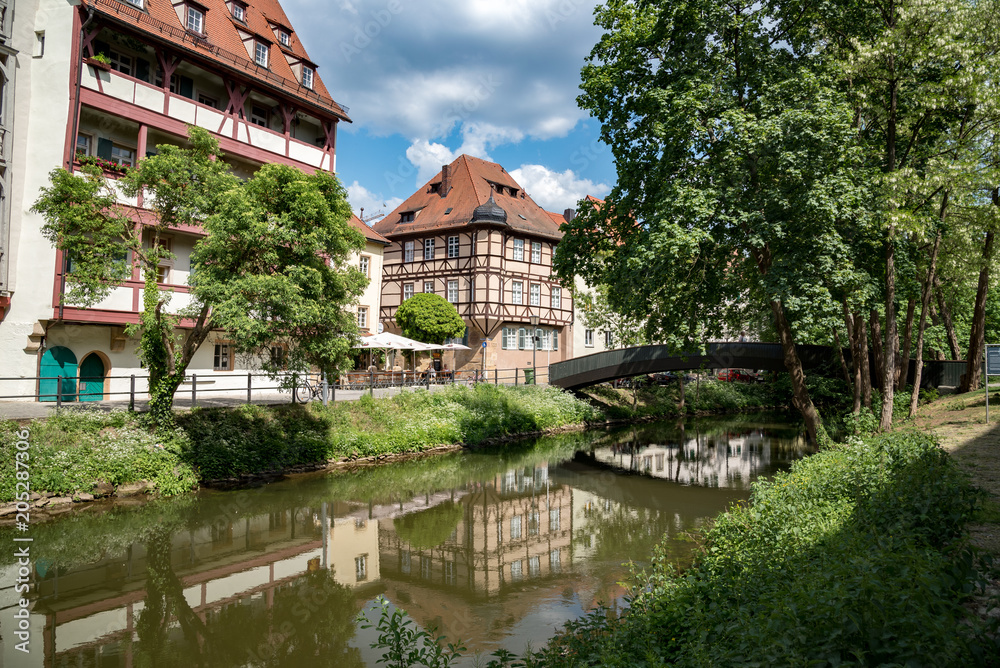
(4, 412), (809, 667)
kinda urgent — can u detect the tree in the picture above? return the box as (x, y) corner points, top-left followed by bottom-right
(394, 293), (466, 344)
(577, 283), (647, 350)
(32, 127), (366, 425)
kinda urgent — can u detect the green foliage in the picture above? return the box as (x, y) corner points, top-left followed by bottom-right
(393, 501), (463, 549)
(510, 431), (993, 666)
(360, 596), (465, 668)
(0, 410), (197, 501)
(90, 52), (110, 65)
(394, 293), (467, 344)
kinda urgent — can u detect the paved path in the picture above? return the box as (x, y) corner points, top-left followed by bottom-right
(0, 382), (498, 420)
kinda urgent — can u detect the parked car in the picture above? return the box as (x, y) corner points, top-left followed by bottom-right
(717, 369), (757, 382)
(653, 372), (697, 384)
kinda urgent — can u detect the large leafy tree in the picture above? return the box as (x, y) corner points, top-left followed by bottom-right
(394, 293), (466, 344)
(560, 0), (873, 442)
(32, 127), (366, 424)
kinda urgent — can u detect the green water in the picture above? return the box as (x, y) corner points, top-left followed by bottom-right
(2, 412), (808, 667)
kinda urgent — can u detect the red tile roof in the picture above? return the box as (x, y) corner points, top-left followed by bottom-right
(349, 214), (391, 245)
(84, 0), (349, 122)
(373, 155), (564, 241)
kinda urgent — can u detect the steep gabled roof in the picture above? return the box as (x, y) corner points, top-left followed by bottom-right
(373, 155), (563, 241)
(84, 0), (350, 122)
(348, 214), (391, 245)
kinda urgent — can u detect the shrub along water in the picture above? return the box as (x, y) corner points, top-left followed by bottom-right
(0, 384), (602, 501)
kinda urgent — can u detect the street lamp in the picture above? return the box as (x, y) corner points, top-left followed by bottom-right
(529, 314), (539, 384)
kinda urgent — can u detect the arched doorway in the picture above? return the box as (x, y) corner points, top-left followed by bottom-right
(79, 352), (109, 402)
(39, 346), (77, 402)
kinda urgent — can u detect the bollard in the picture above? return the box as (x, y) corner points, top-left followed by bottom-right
(130, 374), (136, 411)
(370, 369), (375, 397)
(247, 373), (252, 404)
(191, 373), (197, 407)
(57, 375), (62, 409)
(322, 371), (329, 406)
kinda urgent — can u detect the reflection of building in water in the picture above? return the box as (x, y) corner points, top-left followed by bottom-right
(593, 429), (803, 487)
(378, 464), (572, 598)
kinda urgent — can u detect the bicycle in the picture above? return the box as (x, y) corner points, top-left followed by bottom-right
(293, 374), (324, 404)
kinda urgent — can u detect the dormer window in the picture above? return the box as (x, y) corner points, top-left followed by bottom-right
(186, 6), (204, 33)
(231, 3), (244, 21)
(302, 66), (314, 90)
(254, 41), (269, 67)
(123, 0), (144, 8)
(400, 211), (415, 223)
(429, 183), (440, 194)
(278, 30), (290, 47)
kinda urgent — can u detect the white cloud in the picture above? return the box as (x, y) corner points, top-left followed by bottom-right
(509, 164), (609, 213)
(346, 180), (403, 220)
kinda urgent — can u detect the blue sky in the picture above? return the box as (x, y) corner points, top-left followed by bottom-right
(281, 0), (617, 219)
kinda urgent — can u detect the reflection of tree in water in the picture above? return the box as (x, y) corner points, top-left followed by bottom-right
(134, 528), (363, 668)
(393, 501), (463, 550)
(576, 504), (693, 566)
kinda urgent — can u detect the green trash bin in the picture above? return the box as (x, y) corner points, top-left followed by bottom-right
(523, 368), (535, 385)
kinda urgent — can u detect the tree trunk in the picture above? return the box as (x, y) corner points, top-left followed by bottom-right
(897, 297), (915, 390)
(960, 227), (995, 393)
(772, 300), (825, 444)
(677, 374), (685, 412)
(910, 229), (942, 416)
(857, 313), (872, 409)
(934, 277), (963, 361)
(870, 310), (884, 391)
(834, 328), (852, 389)
(845, 305), (861, 413)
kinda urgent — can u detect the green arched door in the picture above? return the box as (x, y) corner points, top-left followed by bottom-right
(39, 346), (77, 402)
(79, 354), (107, 402)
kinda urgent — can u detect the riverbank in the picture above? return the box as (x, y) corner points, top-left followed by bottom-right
(0, 384), (602, 512)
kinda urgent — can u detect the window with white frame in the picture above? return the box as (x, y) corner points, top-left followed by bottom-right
(550, 508), (561, 531)
(510, 559), (523, 580)
(249, 104), (269, 127)
(198, 93), (218, 108)
(531, 241), (541, 263)
(423, 280), (434, 294)
(355, 555), (367, 581)
(447, 235), (459, 258)
(447, 280), (459, 303)
(550, 548), (561, 572)
(231, 2), (244, 20)
(503, 327), (518, 349)
(357, 307), (368, 329)
(529, 283), (540, 306)
(403, 241), (414, 263)
(511, 281), (522, 305)
(302, 66), (313, 89)
(359, 255), (370, 277)
(213, 343), (234, 371)
(423, 238), (435, 260)
(403, 283), (414, 300)
(76, 133), (92, 157)
(585, 329), (594, 347)
(123, 0), (144, 8)
(604, 331), (614, 347)
(540, 330), (552, 351)
(510, 515), (522, 540)
(512, 238), (524, 261)
(108, 49), (133, 76)
(254, 41), (269, 67)
(186, 6), (204, 33)
(110, 144), (135, 167)
(529, 555), (540, 576)
(552, 286), (561, 309)
(278, 30), (290, 46)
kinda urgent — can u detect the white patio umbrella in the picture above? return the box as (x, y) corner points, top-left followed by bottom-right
(437, 342), (471, 350)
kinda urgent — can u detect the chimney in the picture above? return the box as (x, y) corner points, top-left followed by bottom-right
(563, 208), (576, 224)
(439, 164), (450, 197)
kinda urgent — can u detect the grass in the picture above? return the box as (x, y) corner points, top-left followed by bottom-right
(0, 384), (602, 502)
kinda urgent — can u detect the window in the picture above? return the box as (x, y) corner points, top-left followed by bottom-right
(512, 281), (522, 305)
(529, 555), (540, 576)
(423, 280), (434, 294)
(447, 280), (459, 303)
(531, 241), (541, 263)
(302, 66), (313, 89)
(231, 2), (245, 20)
(585, 329), (594, 347)
(249, 104), (269, 127)
(540, 330), (551, 351)
(254, 41), (269, 67)
(510, 515), (522, 540)
(357, 307), (368, 329)
(214, 343), (233, 371)
(553, 329), (559, 351)
(108, 49), (133, 76)
(423, 238), (435, 260)
(403, 241), (414, 263)
(400, 211), (415, 223)
(76, 133), (92, 157)
(123, 0), (144, 7)
(605, 331), (614, 348)
(355, 555), (367, 581)
(421, 557), (432, 579)
(552, 286), (561, 309)
(403, 283), (414, 300)
(502, 327), (517, 350)
(359, 255), (370, 277)
(110, 144), (135, 167)
(269, 346), (286, 369)
(447, 235), (459, 258)
(528, 510), (539, 536)
(550, 549), (561, 573)
(34, 31), (45, 58)
(510, 559), (523, 581)
(518, 327), (528, 350)
(550, 508), (561, 531)
(529, 284), (540, 306)
(444, 560), (455, 585)
(198, 94), (218, 109)
(278, 30), (290, 46)
(186, 6), (204, 33)
(512, 239), (524, 261)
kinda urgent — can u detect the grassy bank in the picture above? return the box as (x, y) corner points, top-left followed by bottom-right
(0, 384), (601, 503)
(480, 430), (993, 667)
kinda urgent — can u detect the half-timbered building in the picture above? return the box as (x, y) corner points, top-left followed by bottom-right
(374, 155), (574, 373)
(0, 0), (356, 402)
